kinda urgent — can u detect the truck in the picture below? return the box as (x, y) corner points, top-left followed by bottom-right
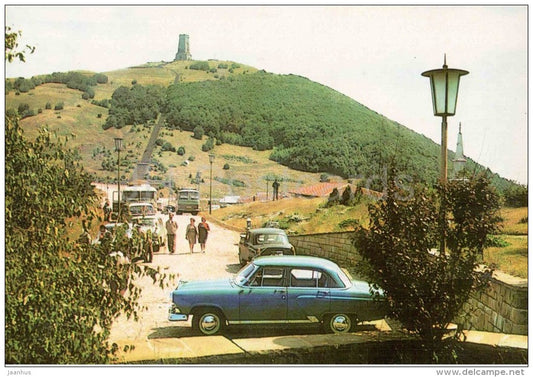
(177, 188), (200, 215)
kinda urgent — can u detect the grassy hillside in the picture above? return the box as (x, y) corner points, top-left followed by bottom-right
(210, 198), (527, 278)
(6, 59), (526, 277)
(6, 59), (519, 195)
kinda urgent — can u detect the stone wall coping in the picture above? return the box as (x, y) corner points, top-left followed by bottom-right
(289, 230), (355, 238)
(492, 270), (528, 288)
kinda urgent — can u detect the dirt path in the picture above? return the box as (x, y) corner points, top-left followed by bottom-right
(109, 214), (242, 345)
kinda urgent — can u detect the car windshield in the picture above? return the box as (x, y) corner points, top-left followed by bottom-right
(233, 263), (257, 286)
(138, 218), (156, 226)
(256, 233), (288, 244)
(130, 204), (154, 215)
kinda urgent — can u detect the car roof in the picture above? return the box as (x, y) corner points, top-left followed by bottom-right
(259, 244), (293, 250)
(253, 255), (339, 271)
(248, 228), (287, 235)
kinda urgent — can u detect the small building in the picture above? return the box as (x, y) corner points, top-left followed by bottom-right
(289, 182), (383, 200)
(289, 182), (348, 198)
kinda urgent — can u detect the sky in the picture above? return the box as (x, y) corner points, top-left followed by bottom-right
(5, 5), (528, 184)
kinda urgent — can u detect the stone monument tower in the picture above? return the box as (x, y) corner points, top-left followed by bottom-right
(175, 34), (192, 61)
(453, 122), (467, 176)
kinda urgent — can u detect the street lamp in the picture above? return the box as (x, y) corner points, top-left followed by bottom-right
(114, 137), (123, 221)
(209, 153), (215, 214)
(422, 55), (468, 254)
(422, 55), (469, 184)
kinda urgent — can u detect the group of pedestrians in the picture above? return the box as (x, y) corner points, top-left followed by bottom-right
(165, 213), (211, 254)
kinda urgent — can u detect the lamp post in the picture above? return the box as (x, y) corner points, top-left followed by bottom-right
(422, 55), (468, 253)
(114, 137), (123, 222)
(209, 154), (215, 214)
(422, 55), (469, 184)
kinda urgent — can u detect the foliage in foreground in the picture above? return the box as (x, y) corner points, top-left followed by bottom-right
(5, 113), (172, 364)
(353, 173), (501, 362)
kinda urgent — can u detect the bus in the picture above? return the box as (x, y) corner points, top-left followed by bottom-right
(177, 188), (200, 215)
(112, 184), (157, 214)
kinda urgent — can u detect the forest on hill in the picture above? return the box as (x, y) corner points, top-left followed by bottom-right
(104, 69), (516, 191)
(163, 71), (446, 183)
(6, 61), (524, 201)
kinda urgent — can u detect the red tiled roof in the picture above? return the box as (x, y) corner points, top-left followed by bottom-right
(289, 182), (383, 199)
(289, 182), (348, 198)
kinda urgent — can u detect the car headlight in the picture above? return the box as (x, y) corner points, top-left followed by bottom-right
(169, 303), (181, 314)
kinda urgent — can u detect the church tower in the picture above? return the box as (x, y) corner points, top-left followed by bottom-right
(175, 34), (192, 61)
(453, 122), (467, 176)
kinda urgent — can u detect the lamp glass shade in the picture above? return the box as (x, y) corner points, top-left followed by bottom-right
(422, 67), (468, 116)
(114, 137), (123, 151)
(209, 154), (215, 163)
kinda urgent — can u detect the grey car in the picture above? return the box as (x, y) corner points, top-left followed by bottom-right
(238, 228), (295, 266)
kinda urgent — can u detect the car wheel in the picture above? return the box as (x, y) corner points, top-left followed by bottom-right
(193, 308), (226, 336)
(324, 313), (354, 334)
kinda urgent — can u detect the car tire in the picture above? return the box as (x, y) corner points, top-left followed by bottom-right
(323, 313), (354, 334)
(193, 308), (226, 336)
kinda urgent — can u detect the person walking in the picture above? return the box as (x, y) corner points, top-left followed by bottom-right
(272, 179), (280, 200)
(198, 217), (211, 253)
(103, 199), (112, 222)
(144, 227), (153, 263)
(185, 217), (198, 253)
(165, 213), (178, 254)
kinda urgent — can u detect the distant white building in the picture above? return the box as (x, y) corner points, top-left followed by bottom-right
(220, 196), (240, 207)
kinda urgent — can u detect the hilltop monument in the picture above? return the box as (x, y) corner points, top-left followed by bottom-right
(175, 34), (192, 61)
(453, 122), (467, 176)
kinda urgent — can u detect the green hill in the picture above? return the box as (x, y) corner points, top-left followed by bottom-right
(6, 59), (520, 196)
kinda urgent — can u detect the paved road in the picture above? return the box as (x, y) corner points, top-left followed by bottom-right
(109, 213), (243, 346)
(108, 214), (336, 350)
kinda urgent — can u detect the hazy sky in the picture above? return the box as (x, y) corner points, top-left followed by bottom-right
(5, 5), (528, 184)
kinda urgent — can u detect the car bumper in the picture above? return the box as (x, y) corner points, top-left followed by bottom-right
(168, 303), (188, 321)
(169, 313), (188, 321)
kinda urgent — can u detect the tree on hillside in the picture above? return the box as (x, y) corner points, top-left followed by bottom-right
(5, 111), (174, 363)
(5, 26), (34, 62)
(5, 33), (172, 363)
(353, 173), (501, 362)
(193, 125), (204, 140)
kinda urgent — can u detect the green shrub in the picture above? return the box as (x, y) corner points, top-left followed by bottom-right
(189, 61), (210, 71)
(353, 173), (501, 361)
(5, 113), (173, 363)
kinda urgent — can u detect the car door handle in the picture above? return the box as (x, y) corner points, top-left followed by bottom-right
(317, 291), (329, 297)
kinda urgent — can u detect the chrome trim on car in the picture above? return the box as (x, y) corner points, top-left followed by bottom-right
(227, 319), (318, 325)
(169, 313), (188, 321)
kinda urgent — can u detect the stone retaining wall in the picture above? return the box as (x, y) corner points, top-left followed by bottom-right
(288, 231), (361, 268)
(460, 271), (527, 335)
(288, 231), (528, 336)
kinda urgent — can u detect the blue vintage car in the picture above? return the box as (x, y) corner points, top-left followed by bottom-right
(169, 255), (386, 335)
